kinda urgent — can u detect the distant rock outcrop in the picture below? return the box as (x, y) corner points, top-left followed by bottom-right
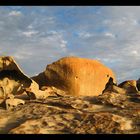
(118, 80), (139, 95)
(32, 56), (116, 96)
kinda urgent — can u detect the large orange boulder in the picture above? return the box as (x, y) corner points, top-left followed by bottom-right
(32, 56), (116, 96)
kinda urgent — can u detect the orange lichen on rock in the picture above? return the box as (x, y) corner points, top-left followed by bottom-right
(32, 56), (116, 96)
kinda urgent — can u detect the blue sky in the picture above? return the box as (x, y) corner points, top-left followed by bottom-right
(0, 6), (140, 83)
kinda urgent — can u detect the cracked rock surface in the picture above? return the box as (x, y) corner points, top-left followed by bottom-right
(0, 92), (140, 134)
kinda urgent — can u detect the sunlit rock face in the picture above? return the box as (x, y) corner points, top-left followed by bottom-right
(0, 56), (32, 104)
(32, 56), (116, 96)
(118, 80), (138, 94)
(0, 56), (49, 107)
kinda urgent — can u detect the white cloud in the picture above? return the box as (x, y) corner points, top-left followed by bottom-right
(39, 31), (68, 53)
(27, 25), (33, 29)
(9, 10), (22, 16)
(132, 50), (138, 55)
(78, 32), (93, 38)
(104, 32), (115, 38)
(22, 30), (38, 37)
(60, 40), (67, 49)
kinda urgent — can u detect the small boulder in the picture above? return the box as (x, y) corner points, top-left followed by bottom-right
(118, 80), (138, 95)
(5, 98), (25, 110)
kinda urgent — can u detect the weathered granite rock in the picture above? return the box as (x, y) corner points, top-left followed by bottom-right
(97, 92), (128, 108)
(5, 98), (25, 110)
(118, 80), (138, 95)
(0, 92), (139, 134)
(8, 112), (133, 134)
(0, 56), (50, 109)
(32, 56), (116, 96)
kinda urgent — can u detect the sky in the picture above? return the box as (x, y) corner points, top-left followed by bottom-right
(0, 6), (140, 83)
